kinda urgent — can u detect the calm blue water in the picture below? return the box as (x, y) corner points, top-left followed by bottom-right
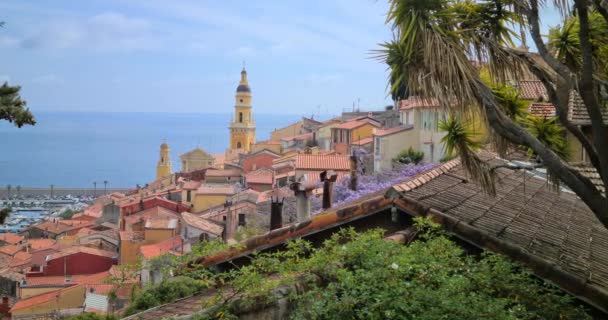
(0, 111), (303, 188)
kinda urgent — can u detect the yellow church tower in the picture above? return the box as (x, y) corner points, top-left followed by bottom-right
(229, 67), (256, 152)
(156, 141), (173, 180)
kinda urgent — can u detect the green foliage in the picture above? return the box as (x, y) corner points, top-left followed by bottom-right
(393, 147), (424, 164)
(193, 219), (590, 319)
(123, 276), (208, 316)
(59, 209), (76, 220)
(65, 313), (117, 320)
(0, 82), (35, 128)
(548, 10), (608, 78)
(521, 116), (570, 161)
(0, 207), (10, 224)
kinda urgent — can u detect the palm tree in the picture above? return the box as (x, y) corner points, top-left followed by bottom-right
(379, 0), (608, 227)
(103, 180), (108, 195)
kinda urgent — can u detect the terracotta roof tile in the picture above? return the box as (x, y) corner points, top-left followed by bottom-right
(245, 168), (274, 185)
(124, 206), (179, 226)
(333, 119), (380, 130)
(295, 154), (351, 171)
(182, 181), (202, 190)
(399, 96), (440, 110)
(145, 218), (179, 229)
(196, 184), (237, 195)
(119, 231), (144, 241)
(517, 80), (548, 100)
(48, 246), (117, 260)
(567, 90), (608, 124)
(205, 169), (242, 177)
(27, 239), (57, 251)
(0, 245), (23, 256)
(351, 137), (373, 146)
(0, 233), (24, 245)
(140, 236), (183, 260)
(181, 212), (224, 236)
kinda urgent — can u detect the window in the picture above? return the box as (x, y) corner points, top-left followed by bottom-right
(240, 99), (243, 103)
(333, 130), (338, 143)
(239, 112), (243, 123)
(186, 190), (191, 202)
(238, 213), (246, 226)
(237, 141), (242, 149)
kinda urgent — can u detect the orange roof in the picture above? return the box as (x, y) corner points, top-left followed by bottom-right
(257, 188), (293, 203)
(13, 251), (31, 261)
(255, 140), (282, 145)
(0, 233), (24, 245)
(517, 80), (548, 100)
(333, 119), (380, 130)
(0, 245), (23, 256)
(205, 169), (242, 177)
(124, 206), (179, 226)
(48, 246), (117, 260)
(295, 154), (351, 171)
(374, 125), (413, 137)
(145, 218), (178, 229)
(24, 273), (105, 287)
(399, 96), (440, 110)
(182, 180), (202, 190)
(11, 271), (110, 312)
(529, 102), (556, 118)
(119, 230), (144, 241)
(139, 236), (182, 260)
(351, 137), (373, 146)
(298, 171), (349, 185)
(27, 239), (57, 251)
(32, 220), (93, 234)
(281, 132), (313, 142)
(181, 212), (224, 236)
(245, 168), (274, 185)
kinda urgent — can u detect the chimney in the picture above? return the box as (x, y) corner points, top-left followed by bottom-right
(270, 197), (284, 231)
(223, 209), (236, 243)
(320, 170), (338, 210)
(350, 154), (358, 191)
(290, 181), (314, 222)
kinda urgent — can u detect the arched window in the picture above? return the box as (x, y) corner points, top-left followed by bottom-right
(239, 112), (243, 123)
(237, 141), (242, 149)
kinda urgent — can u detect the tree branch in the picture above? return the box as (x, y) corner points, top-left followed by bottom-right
(574, 0), (608, 191)
(525, 0), (576, 81)
(473, 79), (608, 226)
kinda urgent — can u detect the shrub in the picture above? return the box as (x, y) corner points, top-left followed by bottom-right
(394, 147), (424, 164)
(123, 276), (208, 316)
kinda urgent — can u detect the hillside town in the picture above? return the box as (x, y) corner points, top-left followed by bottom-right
(2, 0), (608, 319)
(0, 58), (605, 318)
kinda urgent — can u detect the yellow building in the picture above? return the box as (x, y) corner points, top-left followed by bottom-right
(229, 67), (256, 152)
(180, 147), (215, 172)
(156, 141), (173, 180)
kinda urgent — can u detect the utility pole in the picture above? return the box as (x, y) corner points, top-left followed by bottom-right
(103, 181), (108, 195)
(93, 182), (97, 198)
(6, 185), (10, 200)
(49, 184), (54, 199)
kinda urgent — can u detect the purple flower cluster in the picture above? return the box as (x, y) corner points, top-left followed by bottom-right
(312, 162), (438, 213)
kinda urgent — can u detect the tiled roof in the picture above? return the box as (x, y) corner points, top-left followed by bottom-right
(254, 140), (282, 145)
(567, 90), (608, 124)
(571, 164), (605, 194)
(13, 251), (31, 262)
(140, 236), (183, 260)
(31, 220), (93, 234)
(256, 188), (294, 203)
(24, 273), (104, 287)
(374, 125), (413, 137)
(205, 169), (242, 177)
(182, 181), (202, 190)
(281, 132), (313, 142)
(11, 271), (110, 312)
(295, 154), (351, 171)
(333, 119), (380, 130)
(27, 239), (57, 251)
(297, 171), (349, 185)
(517, 80), (549, 100)
(0, 245), (23, 256)
(124, 206), (180, 226)
(196, 184), (236, 195)
(181, 212), (224, 236)
(48, 246), (117, 260)
(245, 168), (274, 185)
(399, 96), (440, 110)
(0, 233), (24, 245)
(528, 102), (556, 118)
(351, 137), (373, 146)
(390, 153), (608, 311)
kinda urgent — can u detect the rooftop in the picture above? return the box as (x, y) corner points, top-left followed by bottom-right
(0, 233), (24, 245)
(140, 236), (183, 260)
(124, 206), (180, 226)
(333, 118), (380, 130)
(47, 246), (117, 260)
(205, 169), (242, 177)
(399, 96), (440, 110)
(374, 125), (414, 137)
(196, 184), (237, 195)
(181, 212), (224, 236)
(295, 154), (351, 171)
(245, 168), (274, 185)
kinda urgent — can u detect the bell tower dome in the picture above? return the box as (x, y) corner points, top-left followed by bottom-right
(156, 141), (173, 180)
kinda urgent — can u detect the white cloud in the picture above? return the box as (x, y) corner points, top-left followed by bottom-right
(13, 12), (159, 53)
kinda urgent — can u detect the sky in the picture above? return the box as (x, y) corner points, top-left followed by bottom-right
(0, 1), (563, 116)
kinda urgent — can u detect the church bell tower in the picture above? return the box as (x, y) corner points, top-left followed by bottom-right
(156, 141), (173, 180)
(229, 67), (256, 152)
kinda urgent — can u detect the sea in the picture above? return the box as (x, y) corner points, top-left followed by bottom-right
(0, 111), (306, 188)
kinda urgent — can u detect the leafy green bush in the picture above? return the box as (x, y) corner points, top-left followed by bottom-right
(393, 147), (424, 164)
(65, 313), (117, 320)
(197, 218), (590, 319)
(59, 209), (76, 220)
(123, 276), (208, 316)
